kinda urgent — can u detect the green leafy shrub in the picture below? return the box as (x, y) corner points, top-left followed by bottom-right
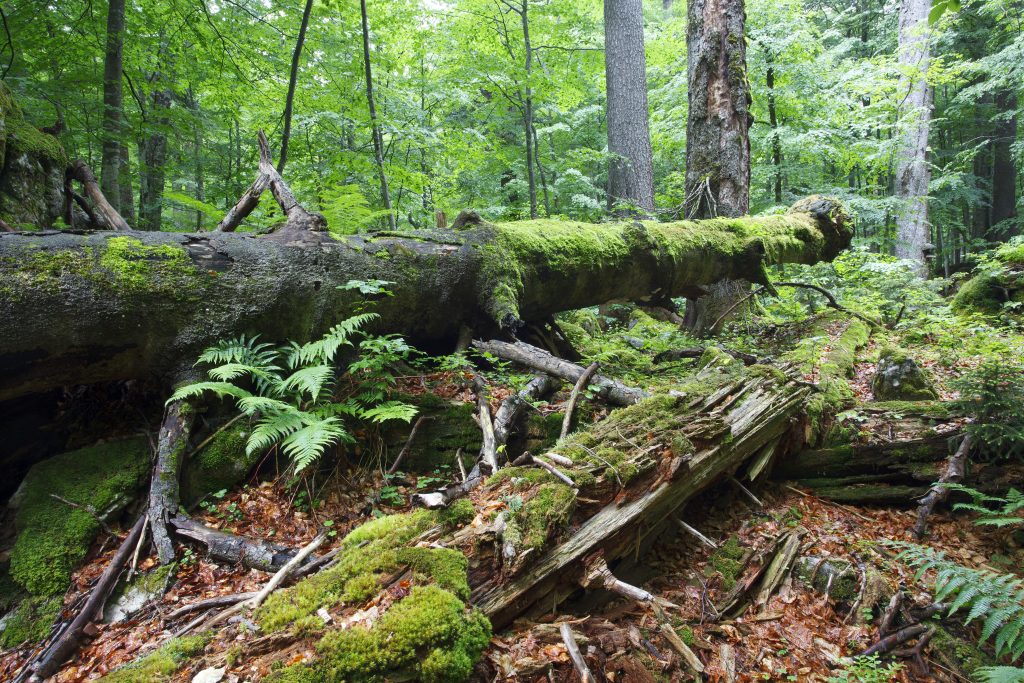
(891, 541), (1024, 662)
(826, 654), (902, 682)
(951, 359), (1024, 460)
(171, 306), (417, 472)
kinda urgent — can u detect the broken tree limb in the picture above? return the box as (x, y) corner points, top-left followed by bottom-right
(561, 361), (599, 439)
(215, 130), (326, 235)
(473, 339), (646, 406)
(0, 198), (850, 403)
(248, 533), (327, 610)
(659, 622), (705, 674)
(774, 281), (883, 329)
(913, 433), (973, 539)
(29, 513), (147, 681)
(862, 624), (928, 657)
(494, 374), (559, 445)
(169, 515), (303, 571)
(149, 400), (195, 564)
(474, 376), (500, 473)
(67, 159), (130, 232)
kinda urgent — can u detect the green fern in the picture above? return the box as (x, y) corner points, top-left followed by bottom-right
(975, 667), (1024, 683)
(169, 311), (415, 473)
(943, 484), (1024, 529)
(889, 541), (1024, 661)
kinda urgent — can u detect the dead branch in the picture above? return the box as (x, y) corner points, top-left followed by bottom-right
(913, 434), (973, 539)
(879, 590), (904, 637)
(675, 518), (718, 550)
(387, 415), (432, 475)
(166, 592), (259, 620)
(654, 346), (760, 365)
(659, 622), (705, 674)
(862, 623), (928, 657)
(774, 281), (883, 329)
(474, 376), (499, 473)
(150, 400), (194, 564)
(67, 160), (130, 231)
(561, 361), (599, 440)
(29, 514), (147, 681)
(559, 623), (597, 683)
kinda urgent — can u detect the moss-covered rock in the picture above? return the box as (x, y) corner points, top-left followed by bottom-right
(182, 424), (258, 505)
(952, 242), (1024, 318)
(378, 393), (480, 473)
(870, 349), (937, 401)
(8, 437), (149, 598)
(0, 594), (62, 648)
(97, 634), (210, 682)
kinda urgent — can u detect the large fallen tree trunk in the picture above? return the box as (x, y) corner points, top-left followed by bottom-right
(0, 196), (849, 401)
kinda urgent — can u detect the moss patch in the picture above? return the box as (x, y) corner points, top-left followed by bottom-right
(706, 535), (746, 590)
(0, 594), (62, 648)
(182, 425), (258, 505)
(9, 437), (149, 598)
(97, 634), (210, 682)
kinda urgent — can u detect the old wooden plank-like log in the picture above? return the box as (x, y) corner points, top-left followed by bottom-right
(0, 197), (850, 401)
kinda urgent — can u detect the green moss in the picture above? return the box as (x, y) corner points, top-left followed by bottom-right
(182, 425), (258, 504)
(0, 83), (67, 165)
(97, 634), (210, 682)
(0, 595), (62, 648)
(486, 465), (556, 488)
(272, 585), (491, 683)
(99, 237), (199, 294)
(440, 499), (476, 529)
(379, 396), (479, 472)
(697, 346), (738, 371)
(929, 624), (996, 676)
(706, 535), (745, 590)
(9, 437), (149, 597)
(513, 483), (576, 551)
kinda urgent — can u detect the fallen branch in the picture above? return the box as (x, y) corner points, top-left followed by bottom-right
(862, 623), (928, 657)
(166, 592), (259, 620)
(512, 452), (576, 487)
(30, 514), (147, 681)
(561, 361), (599, 440)
(67, 159), (130, 231)
(559, 623), (596, 683)
(472, 339), (646, 406)
(170, 515), (304, 572)
(675, 518), (718, 550)
(387, 415), (432, 475)
(248, 533), (327, 610)
(654, 346), (760, 365)
(913, 434), (973, 539)
(474, 376), (499, 473)
(659, 622), (705, 674)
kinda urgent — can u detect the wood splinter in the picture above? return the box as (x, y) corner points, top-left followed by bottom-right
(561, 361), (599, 439)
(512, 452), (576, 487)
(581, 556), (678, 609)
(675, 517), (719, 550)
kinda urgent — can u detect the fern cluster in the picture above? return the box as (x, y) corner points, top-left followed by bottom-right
(890, 541), (1024, 662)
(170, 310), (417, 472)
(943, 484), (1024, 529)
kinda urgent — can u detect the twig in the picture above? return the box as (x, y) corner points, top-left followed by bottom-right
(730, 477), (763, 508)
(675, 518), (719, 549)
(560, 361), (599, 440)
(455, 448), (467, 482)
(711, 285), (766, 333)
(49, 494), (116, 535)
(248, 533), (326, 609)
(166, 592), (258, 620)
(184, 413), (246, 464)
(387, 415), (431, 475)
(783, 484), (873, 522)
(559, 623), (596, 683)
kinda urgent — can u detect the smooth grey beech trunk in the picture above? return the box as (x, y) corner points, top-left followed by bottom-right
(604, 0), (655, 213)
(893, 0), (932, 273)
(100, 0), (126, 211)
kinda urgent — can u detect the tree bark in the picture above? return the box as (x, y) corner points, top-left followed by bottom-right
(604, 0), (655, 214)
(991, 90), (1017, 237)
(521, 0), (539, 219)
(765, 56), (783, 204)
(360, 0), (396, 230)
(139, 88), (171, 231)
(893, 0), (932, 273)
(0, 197), (850, 402)
(100, 0), (126, 212)
(277, 0), (314, 175)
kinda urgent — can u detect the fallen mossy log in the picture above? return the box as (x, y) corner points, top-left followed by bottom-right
(0, 196), (850, 402)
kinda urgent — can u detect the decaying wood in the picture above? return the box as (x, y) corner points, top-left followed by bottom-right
(561, 361), (599, 439)
(169, 515), (302, 571)
(862, 623), (928, 657)
(475, 376), (500, 473)
(654, 346), (760, 365)
(29, 514), (147, 681)
(753, 527), (804, 608)
(166, 592), (259, 620)
(67, 159), (131, 232)
(494, 375), (559, 445)
(473, 339), (647, 406)
(248, 533), (327, 609)
(215, 130), (327, 235)
(659, 622), (705, 674)
(675, 518), (718, 550)
(149, 400), (194, 564)
(560, 623), (596, 683)
(913, 433), (973, 538)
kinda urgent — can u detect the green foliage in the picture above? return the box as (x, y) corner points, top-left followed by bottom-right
(891, 542), (1024, 661)
(951, 359), (1024, 460)
(943, 484), (1024, 529)
(826, 655), (902, 683)
(975, 667), (1024, 683)
(170, 300), (416, 472)
(97, 635), (210, 682)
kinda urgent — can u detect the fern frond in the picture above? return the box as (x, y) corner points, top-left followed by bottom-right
(208, 362), (277, 383)
(280, 365), (335, 402)
(237, 395), (300, 417)
(360, 400), (418, 424)
(280, 417), (352, 472)
(247, 411), (308, 456)
(197, 335), (278, 367)
(974, 667), (1024, 683)
(168, 381), (253, 403)
(287, 313), (379, 367)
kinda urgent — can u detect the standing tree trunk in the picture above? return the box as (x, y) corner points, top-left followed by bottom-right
(360, 0), (397, 230)
(683, 0), (751, 334)
(521, 0), (539, 219)
(100, 0), (126, 212)
(139, 88), (171, 231)
(893, 0), (932, 273)
(118, 144), (135, 221)
(991, 90), (1018, 238)
(277, 0), (314, 175)
(604, 0), (656, 214)
(765, 52), (783, 204)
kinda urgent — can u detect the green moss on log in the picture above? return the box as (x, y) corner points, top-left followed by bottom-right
(9, 437), (149, 597)
(97, 634), (210, 682)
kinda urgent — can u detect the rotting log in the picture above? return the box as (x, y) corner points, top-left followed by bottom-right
(0, 196), (850, 402)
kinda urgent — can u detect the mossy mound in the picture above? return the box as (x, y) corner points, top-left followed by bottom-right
(97, 634), (210, 682)
(952, 242), (1024, 318)
(378, 393), (480, 472)
(706, 535), (746, 589)
(8, 437), (149, 598)
(259, 511), (491, 682)
(0, 594), (62, 648)
(182, 424), (259, 505)
(870, 349), (938, 401)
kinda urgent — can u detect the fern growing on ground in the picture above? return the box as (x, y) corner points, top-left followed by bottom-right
(975, 667), (1024, 683)
(170, 305), (417, 472)
(941, 484), (1024, 529)
(889, 541), (1024, 663)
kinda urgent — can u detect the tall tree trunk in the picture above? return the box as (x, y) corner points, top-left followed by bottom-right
(765, 55), (783, 204)
(100, 0), (126, 212)
(604, 0), (656, 214)
(359, 0), (396, 230)
(991, 90), (1018, 238)
(118, 143), (135, 222)
(893, 0), (932, 273)
(683, 0), (751, 333)
(277, 0), (314, 175)
(139, 88), (171, 231)
(521, 0), (539, 219)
